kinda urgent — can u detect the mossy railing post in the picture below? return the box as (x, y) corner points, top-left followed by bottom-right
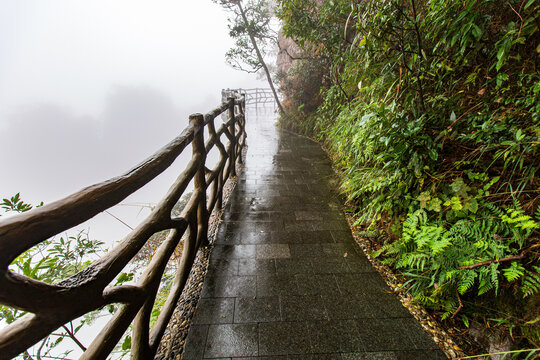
(191, 113), (209, 247)
(227, 97), (237, 178)
(237, 97), (246, 165)
(206, 115), (223, 211)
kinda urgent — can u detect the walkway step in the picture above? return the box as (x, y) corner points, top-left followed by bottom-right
(182, 110), (446, 359)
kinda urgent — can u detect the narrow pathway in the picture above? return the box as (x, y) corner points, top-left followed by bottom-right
(183, 108), (446, 359)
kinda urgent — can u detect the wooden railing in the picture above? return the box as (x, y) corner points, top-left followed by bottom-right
(0, 91), (247, 360)
(224, 88), (275, 106)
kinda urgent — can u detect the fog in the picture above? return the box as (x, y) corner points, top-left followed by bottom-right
(0, 2), (274, 356)
(0, 0), (266, 206)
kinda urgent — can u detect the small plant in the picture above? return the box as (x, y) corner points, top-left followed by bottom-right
(0, 194), (105, 359)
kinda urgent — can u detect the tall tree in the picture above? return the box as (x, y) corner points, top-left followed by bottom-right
(214, 0), (285, 114)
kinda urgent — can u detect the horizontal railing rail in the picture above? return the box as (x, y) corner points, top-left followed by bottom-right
(0, 90), (247, 360)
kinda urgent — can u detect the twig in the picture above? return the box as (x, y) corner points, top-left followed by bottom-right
(451, 290), (464, 319)
(507, 1), (525, 37)
(104, 210), (134, 230)
(445, 103), (483, 130)
(36, 338), (47, 360)
(458, 254), (526, 270)
(62, 324), (87, 352)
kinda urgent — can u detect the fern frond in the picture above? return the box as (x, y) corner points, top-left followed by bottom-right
(502, 261), (525, 282)
(477, 266), (495, 295)
(458, 270), (477, 294)
(490, 263), (499, 295)
(430, 233), (452, 255)
(522, 266), (540, 298)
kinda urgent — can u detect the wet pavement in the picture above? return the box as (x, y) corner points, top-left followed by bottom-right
(183, 107), (446, 359)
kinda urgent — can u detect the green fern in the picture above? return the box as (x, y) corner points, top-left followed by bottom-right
(458, 270), (477, 294)
(522, 266), (540, 297)
(503, 261), (526, 282)
(376, 198), (536, 312)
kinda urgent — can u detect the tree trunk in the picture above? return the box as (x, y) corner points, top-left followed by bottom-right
(237, 2), (286, 115)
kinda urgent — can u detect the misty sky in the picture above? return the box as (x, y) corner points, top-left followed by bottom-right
(0, 0), (266, 205)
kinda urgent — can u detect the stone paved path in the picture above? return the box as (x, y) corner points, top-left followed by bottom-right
(183, 109), (447, 359)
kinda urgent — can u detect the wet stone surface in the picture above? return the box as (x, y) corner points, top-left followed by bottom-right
(182, 109), (446, 359)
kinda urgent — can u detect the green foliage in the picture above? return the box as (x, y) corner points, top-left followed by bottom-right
(276, 0), (540, 349)
(215, 0), (275, 73)
(376, 201), (538, 303)
(0, 193), (37, 214)
(0, 194), (105, 358)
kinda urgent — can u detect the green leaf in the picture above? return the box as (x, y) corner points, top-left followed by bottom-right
(418, 191), (431, 208)
(462, 314), (470, 328)
(428, 149), (438, 161)
(427, 198), (442, 212)
(359, 35), (366, 47)
(122, 335), (131, 350)
(444, 196), (463, 211)
(471, 24), (482, 39)
(450, 178), (470, 197)
(464, 198), (478, 213)
(524, 0), (535, 10)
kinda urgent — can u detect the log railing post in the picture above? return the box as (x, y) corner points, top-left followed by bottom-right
(190, 113), (209, 247)
(236, 100), (246, 165)
(227, 97), (237, 178)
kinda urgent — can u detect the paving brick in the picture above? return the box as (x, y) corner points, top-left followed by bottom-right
(204, 324), (258, 358)
(295, 274), (339, 296)
(238, 259), (276, 275)
(212, 245), (257, 259)
(355, 319), (420, 351)
(256, 244), (291, 259)
(280, 295), (327, 321)
(258, 321), (311, 356)
(193, 297), (235, 324)
(308, 320), (364, 353)
(202, 275), (256, 298)
(257, 274), (299, 297)
(182, 324), (208, 360)
(234, 296), (281, 323)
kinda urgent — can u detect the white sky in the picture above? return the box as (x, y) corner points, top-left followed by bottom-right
(0, 0), (267, 204)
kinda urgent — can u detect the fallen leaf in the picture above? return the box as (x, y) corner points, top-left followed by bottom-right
(343, 252), (348, 257)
